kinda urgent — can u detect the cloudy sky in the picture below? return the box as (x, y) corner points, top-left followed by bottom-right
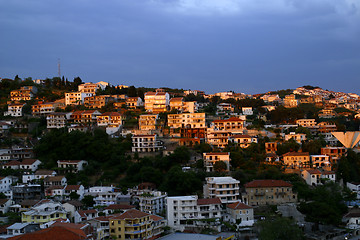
(1, 0), (360, 94)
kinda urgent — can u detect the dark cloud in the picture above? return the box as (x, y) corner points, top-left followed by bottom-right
(1, 0), (359, 94)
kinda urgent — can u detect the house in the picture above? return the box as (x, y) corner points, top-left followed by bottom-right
(4, 103), (25, 117)
(74, 209), (98, 223)
(229, 134), (258, 148)
(63, 200), (83, 221)
(44, 176), (67, 188)
(23, 169), (57, 184)
(31, 102), (62, 116)
(84, 95), (114, 109)
(296, 119), (317, 127)
(97, 112), (124, 128)
(21, 201), (68, 224)
(217, 103), (235, 114)
(45, 186), (65, 199)
(10, 86), (37, 101)
(2, 160), (21, 170)
(109, 209), (165, 240)
(203, 177), (240, 204)
(131, 134), (164, 153)
(242, 107), (253, 115)
(11, 184), (42, 203)
(65, 92), (93, 105)
(347, 182), (360, 199)
(70, 110), (101, 125)
(46, 112), (72, 129)
(166, 195), (222, 231)
(282, 152), (310, 169)
(144, 88), (170, 113)
(226, 201), (254, 227)
(139, 114), (158, 131)
(0, 199), (14, 213)
(19, 159), (41, 172)
(203, 152), (230, 172)
(0, 176), (14, 195)
(284, 132), (307, 143)
(302, 169), (335, 186)
(167, 113), (206, 129)
(6, 223), (40, 237)
(311, 155), (331, 170)
(126, 97), (143, 109)
(283, 94), (298, 108)
(169, 97), (184, 112)
(57, 160), (88, 173)
(343, 209), (360, 230)
(64, 185), (85, 200)
(243, 180), (297, 206)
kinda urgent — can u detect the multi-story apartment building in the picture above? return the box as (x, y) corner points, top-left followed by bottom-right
(166, 195), (222, 231)
(65, 92), (93, 105)
(11, 184), (42, 203)
(131, 135), (163, 153)
(167, 113), (206, 129)
(210, 117), (245, 133)
(46, 112), (72, 129)
(78, 82), (102, 94)
(282, 152), (310, 169)
(311, 155), (331, 169)
(4, 103), (25, 117)
(169, 98), (184, 111)
(97, 112), (124, 128)
(0, 176), (14, 198)
(134, 190), (167, 215)
(144, 89), (170, 113)
(265, 142), (277, 154)
(32, 102), (63, 116)
(139, 114), (158, 131)
(10, 86), (37, 101)
(109, 209), (163, 240)
(283, 94), (298, 108)
(296, 119), (317, 127)
(84, 95), (114, 109)
(243, 180), (297, 206)
(184, 90), (205, 96)
(126, 97), (143, 109)
(203, 152), (230, 172)
(203, 177), (240, 204)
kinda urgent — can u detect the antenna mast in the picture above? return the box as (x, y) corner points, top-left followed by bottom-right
(58, 58), (61, 78)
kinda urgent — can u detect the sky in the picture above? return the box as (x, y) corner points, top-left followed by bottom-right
(1, 0), (360, 94)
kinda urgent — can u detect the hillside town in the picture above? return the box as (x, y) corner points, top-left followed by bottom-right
(1, 76), (360, 240)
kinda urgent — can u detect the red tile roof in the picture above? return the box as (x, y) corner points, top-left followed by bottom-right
(197, 198), (221, 205)
(305, 169), (322, 175)
(204, 152), (229, 156)
(110, 209), (149, 220)
(213, 117), (244, 123)
(65, 185), (81, 191)
(4, 160), (20, 166)
(21, 159), (39, 165)
(283, 152), (309, 157)
(8, 226), (87, 240)
(227, 201), (252, 210)
(149, 214), (164, 222)
(244, 180), (293, 188)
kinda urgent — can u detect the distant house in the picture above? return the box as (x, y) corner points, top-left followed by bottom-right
(4, 103), (25, 117)
(57, 160), (87, 173)
(301, 169), (336, 186)
(226, 201), (254, 227)
(203, 152), (230, 172)
(74, 209), (98, 223)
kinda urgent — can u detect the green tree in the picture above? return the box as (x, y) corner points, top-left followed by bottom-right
(213, 161), (227, 172)
(82, 195), (95, 208)
(257, 217), (305, 240)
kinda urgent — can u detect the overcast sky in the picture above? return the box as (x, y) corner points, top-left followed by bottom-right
(1, 0), (360, 94)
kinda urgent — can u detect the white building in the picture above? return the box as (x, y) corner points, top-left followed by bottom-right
(166, 195), (222, 231)
(301, 169), (336, 186)
(65, 92), (93, 105)
(242, 107), (253, 115)
(135, 190), (167, 215)
(4, 103), (25, 117)
(225, 201), (254, 227)
(144, 89), (170, 113)
(347, 182), (360, 199)
(203, 177), (240, 204)
(0, 176), (14, 198)
(57, 160), (88, 173)
(131, 134), (163, 153)
(46, 112), (72, 129)
(284, 132), (307, 143)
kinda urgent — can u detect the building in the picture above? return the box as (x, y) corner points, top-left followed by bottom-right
(225, 202), (254, 227)
(0, 198), (14, 213)
(144, 89), (170, 113)
(84, 95), (114, 109)
(70, 110), (101, 125)
(167, 113), (206, 129)
(282, 152), (310, 169)
(135, 190), (167, 215)
(64, 185), (85, 200)
(126, 97), (143, 109)
(57, 160), (88, 173)
(296, 119), (317, 127)
(166, 195), (222, 231)
(203, 177), (240, 204)
(321, 146), (346, 165)
(265, 142), (278, 154)
(21, 201), (68, 223)
(210, 117), (245, 133)
(31, 102), (62, 116)
(109, 209), (161, 240)
(78, 82), (102, 94)
(311, 155), (331, 169)
(243, 180), (297, 206)
(44, 176), (67, 188)
(301, 169), (336, 186)
(10, 86), (37, 101)
(139, 114), (158, 131)
(65, 92), (93, 105)
(203, 152), (230, 172)
(11, 184), (42, 203)
(169, 98), (184, 112)
(46, 112), (72, 129)
(229, 134), (258, 148)
(0, 176), (14, 198)
(131, 134), (163, 153)
(283, 94), (298, 108)
(347, 182), (360, 199)
(4, 103), (25, 117)
(97, 112), (124, 128)
(242, 107), (253, 115)
(284, 132), (307, 143)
